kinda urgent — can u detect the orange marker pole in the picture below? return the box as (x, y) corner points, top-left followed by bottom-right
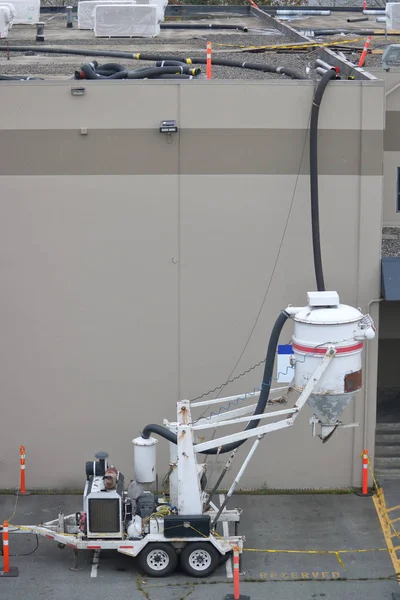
(0, 521), (18, 577)
(356, 449), (373, 497)
(358, 36), (372, 67)
(363, 0), (366, 10)
(224, 546), (249, 600)
(2, 522), (9, 573)
(206, 41), (212, 80)
(233, 546), (240, 599)
(16, 446), (30, 496)
(362, 449), (368, 495)
(20, 446), (26, 494)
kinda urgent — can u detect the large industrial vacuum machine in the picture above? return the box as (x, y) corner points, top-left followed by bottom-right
(8, 290), (375, 578)
(5, 68), (376, 579)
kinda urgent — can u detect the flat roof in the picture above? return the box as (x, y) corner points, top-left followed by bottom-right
(0, 7), (390, 80)
(0, 9), (332, 80)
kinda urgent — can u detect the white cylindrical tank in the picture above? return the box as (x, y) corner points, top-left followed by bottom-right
(293, 304), (365, 396)
(289, 291), (375, 437)
(132, 436), (157, 484)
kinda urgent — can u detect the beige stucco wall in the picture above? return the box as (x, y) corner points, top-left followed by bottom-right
(0, 79), (383, 490)
(369, 68), (400, 226)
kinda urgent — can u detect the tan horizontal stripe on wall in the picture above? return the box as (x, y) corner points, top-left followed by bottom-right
(0, 129), (383, 176)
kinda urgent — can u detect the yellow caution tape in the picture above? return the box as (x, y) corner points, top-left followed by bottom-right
(216, 38), (364, 52)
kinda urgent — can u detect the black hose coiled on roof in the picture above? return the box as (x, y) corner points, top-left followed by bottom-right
(77, 59), (306, 81)
(310, 68), (338, 292)
(0, 46), (308, 80)
(141, 310), (290, 454)
(155, 58), (306, 79)
(78, 61), (202, 80)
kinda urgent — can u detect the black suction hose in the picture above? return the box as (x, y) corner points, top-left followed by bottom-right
(160, 23), (249, 31)
(346, 16), (369, 22)
(79, 61), (200, 80)
(0, 46), (308, 80)
(141, 310), (290, 454)
(310, 68), (337, 292)
(141, 68), (338, 451)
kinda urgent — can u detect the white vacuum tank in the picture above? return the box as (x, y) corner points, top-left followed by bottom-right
(132, 436), (157, 483)
(291, 291), (375, 440)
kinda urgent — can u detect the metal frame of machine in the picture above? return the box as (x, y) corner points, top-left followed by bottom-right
(8, 291), (376, 578)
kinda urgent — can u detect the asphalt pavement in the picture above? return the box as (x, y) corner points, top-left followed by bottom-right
(0, 492), (398, 600)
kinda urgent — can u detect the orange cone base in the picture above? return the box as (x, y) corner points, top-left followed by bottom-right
(0, 567), (19, 577)
(355, 488), (374, 497)
(14, 490), (31, 496)
(225, 596), (250, 599)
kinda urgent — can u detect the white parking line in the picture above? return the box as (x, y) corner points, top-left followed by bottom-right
(219, 494), (233, 580)
(90, 550), (100, 578)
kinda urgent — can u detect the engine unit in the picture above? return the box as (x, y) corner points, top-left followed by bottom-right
(83, 452), (125, 538)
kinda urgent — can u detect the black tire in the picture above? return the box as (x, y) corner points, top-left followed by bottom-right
(138, 543), (178, 578)
(180, 542), (220, 578)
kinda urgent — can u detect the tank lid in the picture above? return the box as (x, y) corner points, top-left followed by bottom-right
(133, 436), (158, 447)
(294, 303), (362, 324)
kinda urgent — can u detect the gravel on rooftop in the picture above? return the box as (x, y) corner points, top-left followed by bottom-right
(382, 227), (400, 258)
(0, 50), (317, 79)
(0, 29), (318, 79)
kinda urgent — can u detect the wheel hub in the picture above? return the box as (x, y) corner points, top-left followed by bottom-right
(147, 549), (170, 571)
(188, 549), (211, 571)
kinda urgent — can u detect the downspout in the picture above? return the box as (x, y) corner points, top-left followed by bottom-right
(363, 298), (382, 451)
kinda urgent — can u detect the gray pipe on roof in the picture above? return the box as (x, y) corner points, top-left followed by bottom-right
(363, 9), (385, 14)
(316, 58), (334, 70)
(277, 9), (331, 15)
(347, 17), (369, 23)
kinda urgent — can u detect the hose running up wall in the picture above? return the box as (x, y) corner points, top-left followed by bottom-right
(310, 68), (338, 292)
(141, 69), (339, 452)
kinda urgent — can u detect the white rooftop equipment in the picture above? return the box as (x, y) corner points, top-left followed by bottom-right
(0, 5), (11, 37)
(386, 2), (400, 30)
(94, 3), (160, 38)
(0, 3), (15, 27)
(125, 0), (167, 22)
(11, 0), (40, 23)
(78, 0), (135, 30)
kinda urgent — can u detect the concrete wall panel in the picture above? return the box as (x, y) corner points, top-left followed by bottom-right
(0, 79), (384, 489)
